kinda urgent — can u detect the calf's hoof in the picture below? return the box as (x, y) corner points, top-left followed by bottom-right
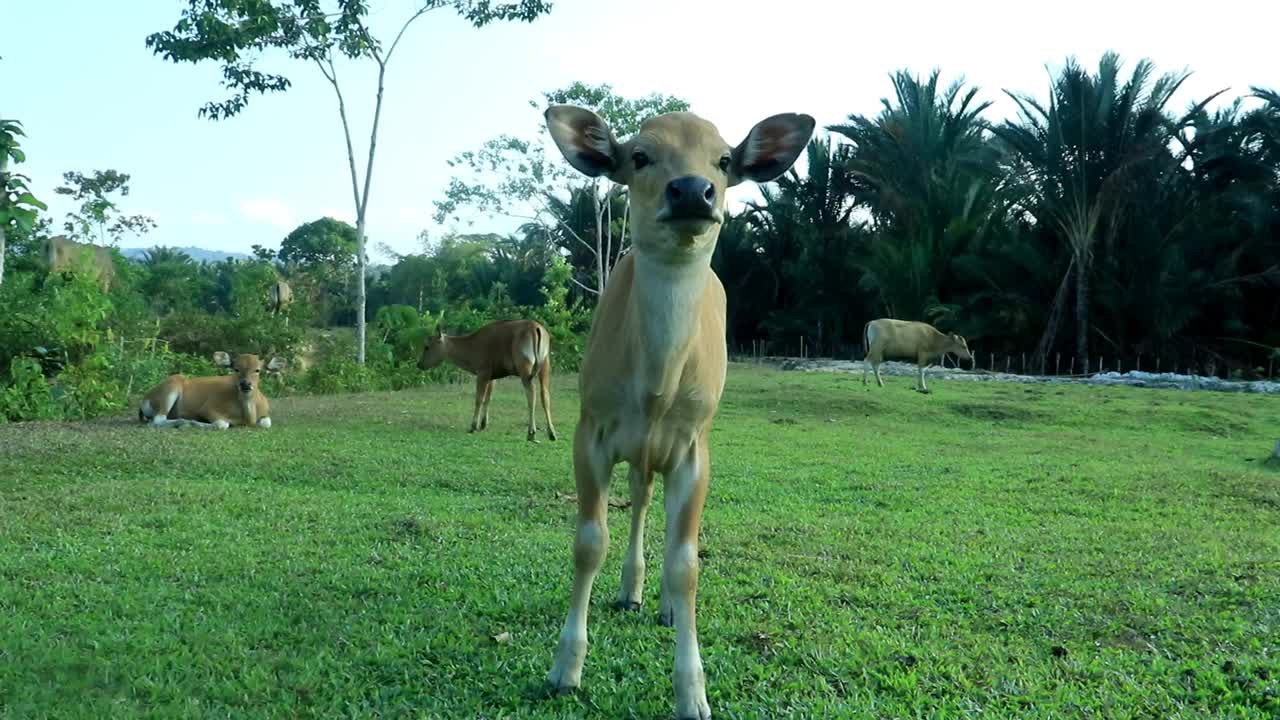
(548, 428), (558, 441)
(613, 599), (641, 612)
(658, 606), (674, 627)
(527, 430), (539, 443)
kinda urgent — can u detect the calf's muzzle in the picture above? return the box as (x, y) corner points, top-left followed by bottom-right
(662, 175), (717, 222)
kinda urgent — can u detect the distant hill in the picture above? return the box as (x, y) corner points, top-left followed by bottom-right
(120, 246), (252, 263)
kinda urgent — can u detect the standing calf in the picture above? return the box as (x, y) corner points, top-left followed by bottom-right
(863, 318), (973, 393)
(544, 104), (813, 719)
(417, 318), (556, 442)
(139, 351), (286, 429)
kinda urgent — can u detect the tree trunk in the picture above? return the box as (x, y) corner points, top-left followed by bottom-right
(592, 187), (605, 295)
(603, 189), (612, 289)
(1031, 257), (1074, 373)
(355, 217), (368, 364)
(0, 151), (8, 286)
(1075, 254), (1090, 371)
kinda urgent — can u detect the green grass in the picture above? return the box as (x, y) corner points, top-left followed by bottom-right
(1, 364), (1277, 719)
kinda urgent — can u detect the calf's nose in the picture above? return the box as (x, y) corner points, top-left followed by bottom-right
(664, 175), (716, 219)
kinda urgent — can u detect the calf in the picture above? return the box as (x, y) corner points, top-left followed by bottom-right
(544, 105), (813, 719)
(863, 318), (973, 393)
(418, 318), (556, 442)
(139, 351), (286, 429)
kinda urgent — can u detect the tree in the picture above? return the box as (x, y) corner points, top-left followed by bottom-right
(280, 217), (357, 271)
(53, 170), (157, 246)
(434, 82), (690, 297)
(995, 53), (1194, 370)
(139, 247), (211, 314)
(0, 119), (48, 286)
(829, 70), (1001, 324)
(147, 0), (554, 364)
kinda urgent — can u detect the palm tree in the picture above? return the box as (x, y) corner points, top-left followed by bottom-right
(829, 69), (1001, 323)
(994, 53), (1192, 370)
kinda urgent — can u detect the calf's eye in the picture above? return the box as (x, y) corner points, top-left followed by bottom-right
(718, 154), (731, 172)
(633, 151), (650, 170)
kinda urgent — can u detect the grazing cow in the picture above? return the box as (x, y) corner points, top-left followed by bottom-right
(45, 235), (115, 292)
(862, 318), (973, 393)
(267, 277), (293, 318)
(418, 318), (556, 442)
(138, 351), (286, 429)
(543, 104), (814, 719)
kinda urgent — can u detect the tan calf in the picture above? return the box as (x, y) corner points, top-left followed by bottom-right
(418, 318), (556, 442)
(45, 235), (115, 292)
(138, 351), (286, 429)
(863, 318), (973, 393)
(544, 105), (813, 719)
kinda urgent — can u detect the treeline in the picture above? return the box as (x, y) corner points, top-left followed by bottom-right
(713, 58), (1280, 376)
(0, 215), (589, 421)
(474, 60), (1277, 376)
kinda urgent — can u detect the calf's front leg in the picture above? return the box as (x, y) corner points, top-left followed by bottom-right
(664, 437), (712, 720)
(547, 423), (613, 692)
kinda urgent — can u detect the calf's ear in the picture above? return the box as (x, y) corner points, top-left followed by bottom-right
(731, 113), (816, 185)
(546, 105), (624, 181)
(266, 357), (287, 372)
(212, 351), (232, 368)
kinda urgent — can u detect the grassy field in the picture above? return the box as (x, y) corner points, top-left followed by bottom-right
(1, 364), (1277, 719)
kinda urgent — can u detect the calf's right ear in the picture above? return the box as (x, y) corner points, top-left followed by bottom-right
(212, 351), (232, 368)
(545, 105), (623, 181)
(266, 357), (287, 373)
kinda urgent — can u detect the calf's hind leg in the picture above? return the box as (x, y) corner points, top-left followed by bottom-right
(615, 464), (655, 610)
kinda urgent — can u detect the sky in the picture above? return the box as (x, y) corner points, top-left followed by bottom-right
(4, 0), (1277, 262)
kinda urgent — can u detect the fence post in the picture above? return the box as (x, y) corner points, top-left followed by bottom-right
(1005, 356), (1011, 373)
(989, 353), (994, 372)
(1055, 353), (1060, 375)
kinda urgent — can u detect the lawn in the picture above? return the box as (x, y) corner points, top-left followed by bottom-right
(1, 364), (1277, 719)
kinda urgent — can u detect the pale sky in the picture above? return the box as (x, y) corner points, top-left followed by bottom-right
(4, 0), (1276, 261)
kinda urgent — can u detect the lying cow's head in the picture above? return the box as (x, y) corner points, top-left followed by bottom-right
(213, 351), (286, 395)
(545, 106), (814, 261)
(947, 334), (974, 362)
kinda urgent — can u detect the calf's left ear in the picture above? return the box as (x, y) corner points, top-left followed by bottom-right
(212, 351), (232, 368)
(731, 113), (816, 185)
(266, 357), (287, 372)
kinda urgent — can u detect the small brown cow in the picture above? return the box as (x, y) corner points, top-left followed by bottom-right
(418, 318), (556, 442)
(863, 318), (973, 393)
(139, 351), (286, 429)
(45, 235), (115, 292)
